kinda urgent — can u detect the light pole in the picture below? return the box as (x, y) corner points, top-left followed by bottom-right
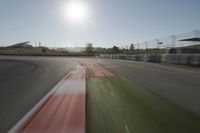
(171, 35), (176, 48)
(145, 41), (148, 50)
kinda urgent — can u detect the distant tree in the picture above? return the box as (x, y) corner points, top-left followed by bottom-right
(42, 48), (47, 53)
(101, 48), (107, 54)
(129, 43), (135, 54)
(112, 46), (119, 54)
(106, 48), (112, 54)
(85, 43), (93, 54)
(93, 47), (104, 55)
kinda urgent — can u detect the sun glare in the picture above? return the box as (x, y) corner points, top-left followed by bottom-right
(63, 1), (89, 23)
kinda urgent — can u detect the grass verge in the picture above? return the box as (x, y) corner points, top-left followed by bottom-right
(86, 77), (200, 133)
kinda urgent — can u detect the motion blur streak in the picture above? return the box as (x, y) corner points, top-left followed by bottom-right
(1, 56), (200, 132)
(85, 62), (200, 133)
(10, 64), (86, 133)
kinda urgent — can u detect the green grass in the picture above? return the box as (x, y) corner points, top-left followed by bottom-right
(86, 77), (200, 133)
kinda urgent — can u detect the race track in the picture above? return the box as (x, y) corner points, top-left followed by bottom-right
(0, 56), (200, 132)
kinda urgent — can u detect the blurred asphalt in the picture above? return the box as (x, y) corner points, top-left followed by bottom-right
(0, 56), (78, 132)
(98, 59), (200, 116)
(0, 56), (199, 132)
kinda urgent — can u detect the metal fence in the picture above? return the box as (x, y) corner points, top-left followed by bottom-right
(136, 30), (200, 49)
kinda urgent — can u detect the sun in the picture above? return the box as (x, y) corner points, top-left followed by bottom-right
(63, 1), (89, 23)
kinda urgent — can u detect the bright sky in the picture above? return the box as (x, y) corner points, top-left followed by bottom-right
(0, 0), (200, 47)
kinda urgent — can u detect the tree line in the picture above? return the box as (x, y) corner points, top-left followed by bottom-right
(85, 43), (136, 54)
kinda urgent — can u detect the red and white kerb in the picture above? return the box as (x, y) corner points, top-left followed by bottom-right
(9, 65), (86, 133)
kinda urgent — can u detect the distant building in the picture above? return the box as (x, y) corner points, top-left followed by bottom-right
(7, 41), (33, 48)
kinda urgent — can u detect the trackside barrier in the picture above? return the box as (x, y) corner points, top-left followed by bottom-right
(161, 54), (198, 65)
(144, 55), (161, 62)
(100, 54), (200, 66)
(189, 54), (200, 66)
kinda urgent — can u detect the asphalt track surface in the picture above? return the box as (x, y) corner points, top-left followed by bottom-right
(0, 56), (77, 132)
(98, 59), (200, 116)
(0, 56), (200, 132)
(10, 64), (86, 133)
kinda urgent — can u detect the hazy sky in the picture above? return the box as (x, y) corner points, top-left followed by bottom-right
(0, 0), (200, 47)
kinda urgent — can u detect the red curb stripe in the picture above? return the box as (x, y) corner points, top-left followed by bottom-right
(9, 65), (86, 133)
(83, 63), (121, 79)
